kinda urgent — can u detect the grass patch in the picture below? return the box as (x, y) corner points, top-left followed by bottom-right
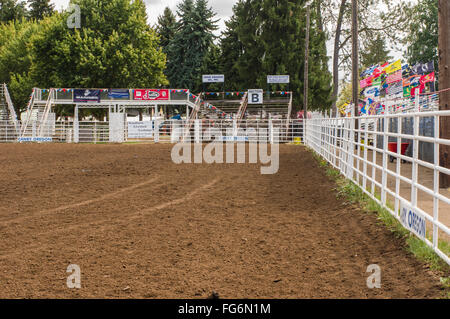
(308, 147), (450, 295)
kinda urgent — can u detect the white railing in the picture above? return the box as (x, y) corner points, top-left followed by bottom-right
(2, 119), (304, 144)
(304, 105), (450, 265)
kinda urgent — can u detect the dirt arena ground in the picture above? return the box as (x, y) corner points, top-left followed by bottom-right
(0, 143), (447, 298)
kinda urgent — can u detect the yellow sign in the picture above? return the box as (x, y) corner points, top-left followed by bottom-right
(293, 137), (302, 145)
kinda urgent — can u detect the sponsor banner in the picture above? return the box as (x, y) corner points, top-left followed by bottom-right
(368, 103), (378, 115)
(127, 122), (154, 139)
(403, 86), (412, 98)
(412, 61), (434, 75)
(360, 77), (372, 89)
(267, 75), (290, 84)
(360, 65), (378, 78)
(202, 74), (225, 83)
(387, 82), (403, 96)
(134, 89), (169, 101)
(400, 202), (426, 239)
(403, 74), (421, 87)
(411, 83), (425, 97)
(73, 89), (101, 103)
(384, 59), (402, 74)
(18, 137), (52, 142)
(420, 72), (435, 85)
(364, 86), (380, 98)
(371, 76), (382, 87)
(386, 70), (402, 84)
(108, 89), (130, 99)
(218, 136), (249, 142)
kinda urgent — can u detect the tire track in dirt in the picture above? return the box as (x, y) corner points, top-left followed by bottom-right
(0, 176), (160, 226)
(0, 178), (220, 259)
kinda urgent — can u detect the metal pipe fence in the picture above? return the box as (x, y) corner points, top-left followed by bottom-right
(1, 119), (304, 144)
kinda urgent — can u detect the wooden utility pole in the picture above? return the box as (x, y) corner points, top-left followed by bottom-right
(439, 0), (450, 188)
(352, 0), (359, 119)
(304, 3), (311, 116)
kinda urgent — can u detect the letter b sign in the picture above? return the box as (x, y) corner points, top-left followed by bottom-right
(248, 89), (263, 104)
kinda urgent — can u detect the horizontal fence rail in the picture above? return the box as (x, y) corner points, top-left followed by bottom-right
(1, 119), (304, 144)
(304, 108), (450, 265)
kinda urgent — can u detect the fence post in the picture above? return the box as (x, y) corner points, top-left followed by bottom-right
(194, 119), (201, 143)
(74, 105), (79, 143)
(154, 119), (159, 143)
(269, 119), (274, 144)
(381, 102), (389, 206)
(433, 114), (440, 248)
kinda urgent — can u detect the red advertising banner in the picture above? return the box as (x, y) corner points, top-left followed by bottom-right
(134, 89), (169, 100)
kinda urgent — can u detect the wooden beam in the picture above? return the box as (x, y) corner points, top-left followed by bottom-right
(439, 0), (450, 188)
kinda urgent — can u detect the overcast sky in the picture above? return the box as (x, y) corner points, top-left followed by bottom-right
(51, 0), (238, 32)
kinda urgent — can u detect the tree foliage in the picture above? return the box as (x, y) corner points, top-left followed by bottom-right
(220, 0), (333, 111)
(0, 0), (168, 117)
(27, 0), (54, 20)
(403, 0), (438, 70)
(156, 6), (176, 53)
(165, 0), (218, 91)
(360, 34), (392, 68)
(0, 0), (26, 23)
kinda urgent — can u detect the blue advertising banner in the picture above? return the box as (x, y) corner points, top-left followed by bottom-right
(73, 89), (101, 103)
(108, 89), (130, 99)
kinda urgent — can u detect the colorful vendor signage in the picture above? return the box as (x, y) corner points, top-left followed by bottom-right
(134, 89), (169, 101)
(386, 70), (402, 84)
(384, 60), (401, 74)
(420, 72), (435, 85)
(73, 89), (101, 103)
(412, 61), (434, 75)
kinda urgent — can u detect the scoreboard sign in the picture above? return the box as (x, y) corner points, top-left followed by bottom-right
(248, 89), (263, 104)
(267, 75), (290, 84)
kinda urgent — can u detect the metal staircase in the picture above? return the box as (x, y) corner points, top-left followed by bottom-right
(182, 94), (202, 142)
(0, 84), (19, 141)
(20, 88), (55, 139)
(234, 92), (248, 132)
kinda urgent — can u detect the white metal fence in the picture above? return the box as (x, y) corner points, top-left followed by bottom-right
(1, 119), (304, 144)
(305, 108), (450, 265)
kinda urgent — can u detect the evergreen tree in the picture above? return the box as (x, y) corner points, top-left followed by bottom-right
(199, 43), (222, 91)
(219, 13), (241, 91)
(360, 34), (392, 68)
(404, 0), (438, 70)
(0, 0), (27, 23)
(219, 0), (333, 111)
(27, 0), (54, 20)
(156, 7), (176, 53)
(166, 0), (218, 90)
(232, 0), (263, 89)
